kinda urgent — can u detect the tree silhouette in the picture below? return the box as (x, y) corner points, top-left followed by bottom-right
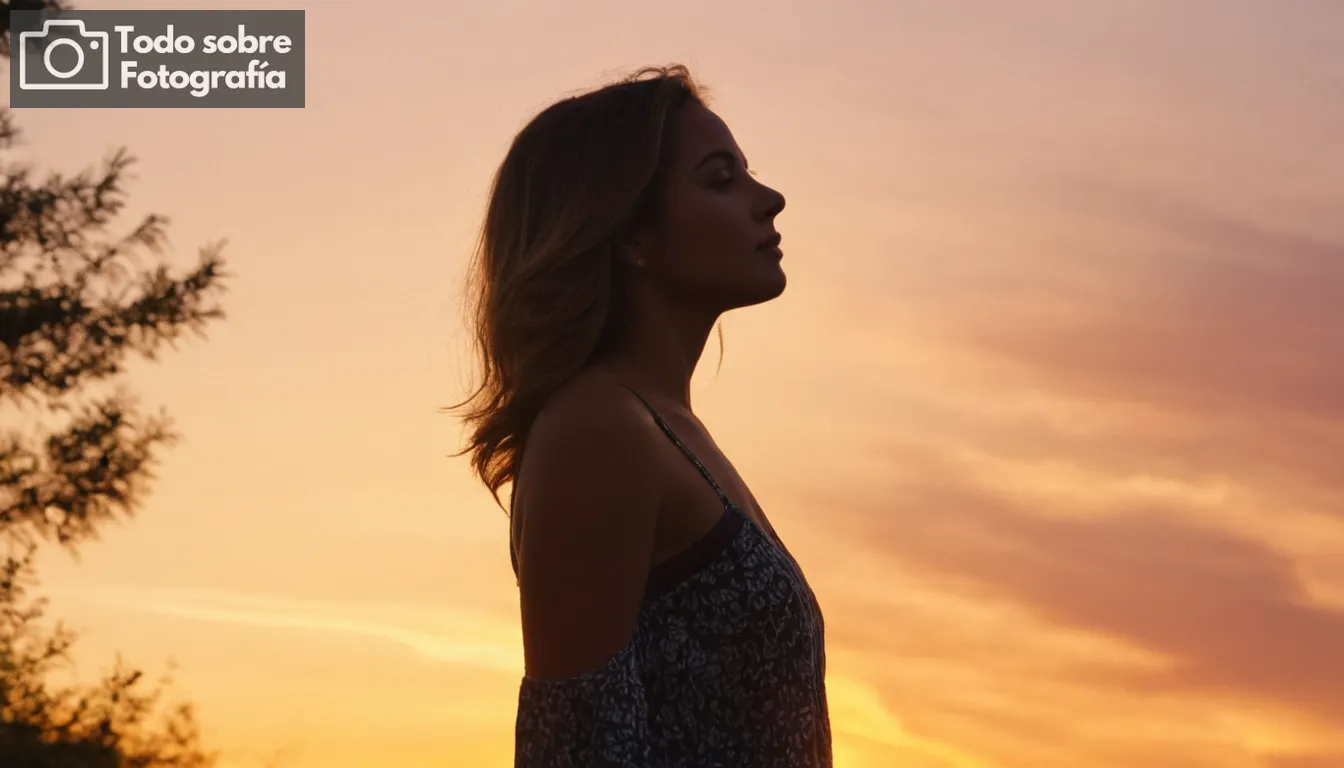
(1, 2), (229, 764)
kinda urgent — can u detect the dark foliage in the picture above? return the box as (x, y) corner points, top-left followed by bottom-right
(0, 2), (229, 764)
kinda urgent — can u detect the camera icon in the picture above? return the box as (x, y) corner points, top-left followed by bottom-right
(18, 19), (110, 90)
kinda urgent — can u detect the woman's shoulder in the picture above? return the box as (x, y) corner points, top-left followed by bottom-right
(528, 367), (648, 440)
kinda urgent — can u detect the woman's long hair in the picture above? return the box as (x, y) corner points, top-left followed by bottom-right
(446, 64), (713, 513)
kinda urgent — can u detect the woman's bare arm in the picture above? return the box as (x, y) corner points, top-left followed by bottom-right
(512, 384), (664, 680)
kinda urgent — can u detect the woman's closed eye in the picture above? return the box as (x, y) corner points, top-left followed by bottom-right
(711, 168), (757, 189)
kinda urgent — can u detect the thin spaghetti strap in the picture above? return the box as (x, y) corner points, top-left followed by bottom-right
(508, 481), (520, 579)
(621, 385), (736, 511)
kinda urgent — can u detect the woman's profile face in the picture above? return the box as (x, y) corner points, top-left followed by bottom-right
(640, 101), (788, 310)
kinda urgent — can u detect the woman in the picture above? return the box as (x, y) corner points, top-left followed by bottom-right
(450, 64), (831, 767)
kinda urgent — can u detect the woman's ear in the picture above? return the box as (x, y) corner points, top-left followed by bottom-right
(616, 232), (649, 270)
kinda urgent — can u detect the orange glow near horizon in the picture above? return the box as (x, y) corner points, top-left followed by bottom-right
(6, 1), (1344, 766)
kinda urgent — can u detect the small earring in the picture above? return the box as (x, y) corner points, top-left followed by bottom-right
(635, 258), (646, 268)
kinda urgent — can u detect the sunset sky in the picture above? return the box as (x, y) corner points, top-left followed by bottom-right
(6, 0), (1344, 766)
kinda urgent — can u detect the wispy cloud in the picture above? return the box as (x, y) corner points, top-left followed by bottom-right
(50, 585), (522, 675)
(792, 181), (1344, 766)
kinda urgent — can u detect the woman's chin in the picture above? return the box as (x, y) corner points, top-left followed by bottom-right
(737, 267), (787, 308)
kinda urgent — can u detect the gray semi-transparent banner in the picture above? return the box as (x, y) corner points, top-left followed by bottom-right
(9, 9), (305, 108)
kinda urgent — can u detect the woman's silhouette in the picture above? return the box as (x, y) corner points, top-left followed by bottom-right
(450, 64), (831, 767)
